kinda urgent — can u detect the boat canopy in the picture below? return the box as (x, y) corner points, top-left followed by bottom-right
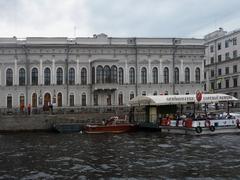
(129, 94), (238, 106)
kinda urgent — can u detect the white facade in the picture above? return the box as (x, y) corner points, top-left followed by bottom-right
(204, 28), (240, 99)
(0, 34), (205, 108)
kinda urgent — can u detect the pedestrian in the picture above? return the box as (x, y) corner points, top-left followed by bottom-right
(27, 104), (31, 115)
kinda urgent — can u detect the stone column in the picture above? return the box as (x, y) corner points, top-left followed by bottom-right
(76, 58), (79, 84)
(180, 59), (184, 82)
(201, 61), (204, 82)
(88, 58), (91, 84)
(39, 57), (43, 85)
(159, 59), (163, 83)
(52, 56), (55, 84)
(148, 58), (151, 83)
(14, 59), (18, 85)
(125, 60), (128, 84)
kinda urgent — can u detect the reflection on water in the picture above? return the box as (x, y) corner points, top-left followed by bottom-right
(0, 132), (240, 179)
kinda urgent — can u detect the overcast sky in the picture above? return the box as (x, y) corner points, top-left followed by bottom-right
(0, 0), (239, 38)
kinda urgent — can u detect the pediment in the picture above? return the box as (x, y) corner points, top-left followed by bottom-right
(43, 59), (52, 64)
(55, 59), (65, 64)
(31, 60), (39, 64)
(151, 59), (159, 64)
(139, 59), (148, 64)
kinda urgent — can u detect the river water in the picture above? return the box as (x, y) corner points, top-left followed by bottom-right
(0, 132), (239, 179)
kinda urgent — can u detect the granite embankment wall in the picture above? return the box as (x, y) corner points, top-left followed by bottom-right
(0, 112), (116, 132)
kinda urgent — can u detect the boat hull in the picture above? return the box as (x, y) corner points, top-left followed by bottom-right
(84, 124), (138, 134)
(160, 126), (240, 135)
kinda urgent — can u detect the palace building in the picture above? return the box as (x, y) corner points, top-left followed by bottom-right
(0, 34), (204, 109)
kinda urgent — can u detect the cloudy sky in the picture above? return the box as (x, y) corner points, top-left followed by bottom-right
(0, 0), (239, 38)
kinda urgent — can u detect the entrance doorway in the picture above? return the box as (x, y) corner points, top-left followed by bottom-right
(44, 93), (51, 111)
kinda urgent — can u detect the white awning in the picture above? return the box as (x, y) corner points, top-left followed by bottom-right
(129, 94), (238, 106)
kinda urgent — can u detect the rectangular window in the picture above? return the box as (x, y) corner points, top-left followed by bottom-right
(218, 55), (222, 62)
(211, 82), (215, 90)
(225, 79), (229, 88)
(94, 93), (98, 106)
(225, 40), (229, 48)
(70, 95), (74, 106)
(218, 42), (221, 50)
(218, 82), (221, 89)
(233, 37), (237, 45)
(233, 65), (237, 73)
(225, 67), (229, 75)
(211, 70), (215, 77)
(204, 72), (206, 79)
(218, 69), (222, 76)
(233, 78), (238, 87)
(7, 96), (12, 108)
(233, 50), (238, 58)
(210, 57), (214, 64)
(82, 95), (86, 106)
(225, 52), (230, 60)
(210, 45), (214, 52)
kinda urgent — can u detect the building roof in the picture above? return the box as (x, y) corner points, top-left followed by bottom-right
(129, 94), (238, 106)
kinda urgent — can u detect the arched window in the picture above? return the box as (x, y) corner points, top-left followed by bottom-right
(129, 68), (135, 84)
(19, 68), (25, 86)
(152, 67), (158, 84)
(164, 67), (169, 84)
(6, 68), (13, 86)
(96, 65), (103, 83)
(82, 93), (86, 106)
(153, 91), (157, 95)
(141, 67), (147, 84)
(69, 68), (75, 85)
(81, 68), (87, 85)
(57, 92), (62, 107)
(32, 68), (38, 85)
(111, 65), (118, 83)
(56, 68), (63, 85)
(118, 93), (123, 105)
(174, 67), (179, 84)
(185, 67), (190, 83)
(32, 93), (37, 107)
(195, 67), (201, 83)
(44, 67), (51, 85)
(119, 67), (124, 85)
(104, 65), (111, 83)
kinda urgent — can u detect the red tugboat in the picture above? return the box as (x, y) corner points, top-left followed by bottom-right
(84, 116), (138, 134)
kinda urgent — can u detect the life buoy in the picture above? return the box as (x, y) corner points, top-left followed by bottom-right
(205, 120), (211, 127)
(209, 125), (215, 132)
(182, 120), (186, 127)
(195, 126), (202, 133)
(166, 118), (171, 126)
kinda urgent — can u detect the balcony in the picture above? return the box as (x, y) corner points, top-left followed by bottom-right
(92, 83), (118, 91)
